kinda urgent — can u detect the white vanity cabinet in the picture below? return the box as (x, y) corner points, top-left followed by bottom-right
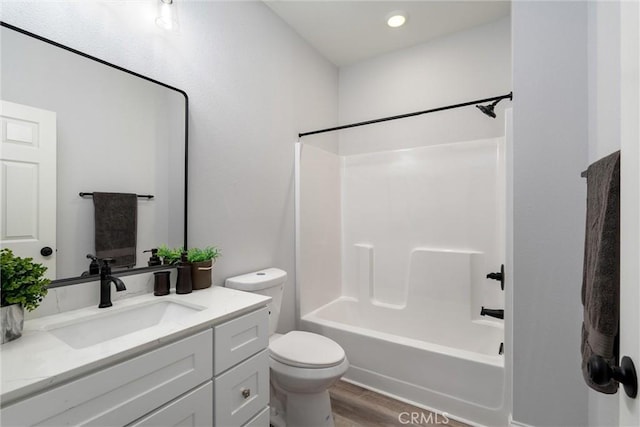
(0, 305), (270, 427)
(213, 308), (270, 426)
(128, 382), (214, 427)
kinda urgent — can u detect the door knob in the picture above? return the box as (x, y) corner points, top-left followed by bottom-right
(40, 246), (53, 257)
(588, 355), (638, 398)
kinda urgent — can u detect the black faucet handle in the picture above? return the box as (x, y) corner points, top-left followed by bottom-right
(86, 254), (100, 275)
(486, 264), (505, 290)
(100, 258), (115, 275)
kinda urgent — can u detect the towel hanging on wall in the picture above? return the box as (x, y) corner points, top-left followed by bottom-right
(93, 192), (138, 268)
(581, 150), (620, 394)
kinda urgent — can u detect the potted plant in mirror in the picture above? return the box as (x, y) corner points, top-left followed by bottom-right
(187, 246), (221, 290)
(1, 249), (50, 344)
(157, 245), (182, 265)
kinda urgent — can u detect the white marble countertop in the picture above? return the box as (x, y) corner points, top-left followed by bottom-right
(0, 286), (270, 406)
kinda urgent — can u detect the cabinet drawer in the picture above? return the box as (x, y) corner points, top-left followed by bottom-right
(242, 406), (270, 427)
(213, 307), (268, 374)
(214, 349), (269, 427)
(243, 406), (270, 427)
(2, 329), (213, 427)
(128, 381), (213, 427)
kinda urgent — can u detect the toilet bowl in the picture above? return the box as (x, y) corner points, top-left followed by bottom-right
(225, 269), (349, 427)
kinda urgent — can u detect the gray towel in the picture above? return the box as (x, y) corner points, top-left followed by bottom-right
(581, 150), (620, 394)
(93, 192), (137, 268)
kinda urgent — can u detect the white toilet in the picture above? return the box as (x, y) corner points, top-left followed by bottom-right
(225, 268), (349, 427)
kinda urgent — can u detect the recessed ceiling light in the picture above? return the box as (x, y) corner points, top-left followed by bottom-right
(386, 11), (407, 28)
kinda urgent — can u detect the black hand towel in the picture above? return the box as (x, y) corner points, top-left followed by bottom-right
(93, 192), (137, 268)
(581, 150), (620, 394)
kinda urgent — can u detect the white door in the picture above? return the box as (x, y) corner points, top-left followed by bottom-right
(619, 0), (639, 425)
(0, 100), (57, 279)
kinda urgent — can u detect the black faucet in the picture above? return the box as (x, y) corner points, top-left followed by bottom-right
(99, 258), (126, 308)
(480, 306), (504, 320)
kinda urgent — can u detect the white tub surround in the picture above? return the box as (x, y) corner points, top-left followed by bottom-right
(0, 286), (270, 406)
(340, 138), (505, 312)
(297, 137), (507, 426)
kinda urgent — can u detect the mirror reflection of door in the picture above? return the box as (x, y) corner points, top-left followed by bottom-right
(0, 100), (57, 279)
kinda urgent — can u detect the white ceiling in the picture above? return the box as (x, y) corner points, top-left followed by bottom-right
(264, 1), (511, 66)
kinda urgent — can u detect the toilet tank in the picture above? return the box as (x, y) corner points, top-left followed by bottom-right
(225, 268), (287, 336)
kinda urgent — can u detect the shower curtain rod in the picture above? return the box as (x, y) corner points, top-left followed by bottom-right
(298, 92), (513, 138)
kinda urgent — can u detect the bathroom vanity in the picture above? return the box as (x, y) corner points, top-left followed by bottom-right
(0, 286), (271, 426)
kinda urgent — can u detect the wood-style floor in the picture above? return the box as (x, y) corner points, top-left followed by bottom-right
(329, 381), (469, 427)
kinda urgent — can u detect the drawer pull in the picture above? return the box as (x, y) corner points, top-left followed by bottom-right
(241, 388), (251, 399)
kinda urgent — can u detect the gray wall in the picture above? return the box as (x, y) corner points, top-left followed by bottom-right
(337, 17), (511, 156)
(1, 1), (338, 332)
(512, 2), (589, 425)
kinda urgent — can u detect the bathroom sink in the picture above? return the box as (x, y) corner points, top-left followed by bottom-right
(46, 301), (203, 349)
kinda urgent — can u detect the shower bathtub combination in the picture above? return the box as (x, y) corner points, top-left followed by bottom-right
(295, 125), (509, 426)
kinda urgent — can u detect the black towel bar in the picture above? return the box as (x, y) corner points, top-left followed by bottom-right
(79, 192), (154, 199)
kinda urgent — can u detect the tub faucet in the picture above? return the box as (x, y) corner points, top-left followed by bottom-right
(480, 306), (504, 320)
(99, 258), (126, 308)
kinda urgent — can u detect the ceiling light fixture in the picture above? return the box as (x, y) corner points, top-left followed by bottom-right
(386, 11), (407, 28)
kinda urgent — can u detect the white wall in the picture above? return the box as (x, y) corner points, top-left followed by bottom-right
(1, 0), (338, 332)
(512, 2), (589, 426)
(586, 1), (621, 425)
(337, 17), (511, 156)
(618, 1), (640, 425)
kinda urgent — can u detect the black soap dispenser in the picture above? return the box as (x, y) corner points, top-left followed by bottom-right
(175, 251), (192, 294)
(144, 248), (162, 266)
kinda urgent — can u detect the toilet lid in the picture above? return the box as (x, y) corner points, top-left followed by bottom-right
(269, 331), (345, 368)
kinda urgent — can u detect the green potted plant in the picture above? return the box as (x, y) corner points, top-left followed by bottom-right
(157, 245), (183, 265)
(187, 246), (221, 290)
(1, 248), (50, 344)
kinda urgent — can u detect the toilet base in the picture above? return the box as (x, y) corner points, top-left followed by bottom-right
(270, 383), (335, 427)
(268, 337), (348, 427)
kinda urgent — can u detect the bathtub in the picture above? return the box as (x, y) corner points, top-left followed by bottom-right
(296, 140), (508, 426)
(301, 296), (507, 427)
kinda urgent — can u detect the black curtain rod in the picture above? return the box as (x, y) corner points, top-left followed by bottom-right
(79, 192), (154, 199)
(298, 92), (513, 138)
